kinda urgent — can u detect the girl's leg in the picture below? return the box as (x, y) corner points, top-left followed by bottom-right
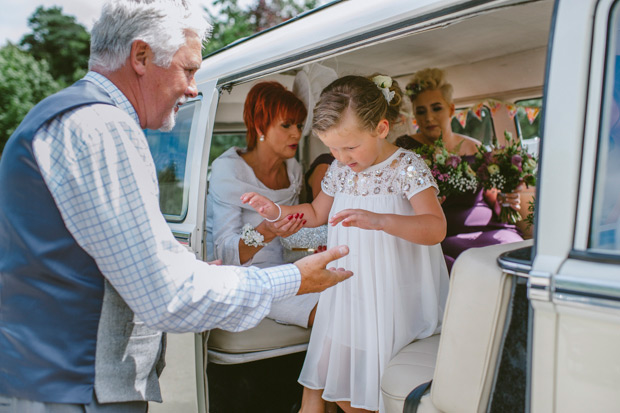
(335, 401), (377, 413)
(325, 401), (339, 413)
(307, 304), (317, 327)
(299, 387), (326, 413)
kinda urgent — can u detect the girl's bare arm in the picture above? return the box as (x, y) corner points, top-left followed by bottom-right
(241, 190), (334, 227)
(329, 187), (446, 245)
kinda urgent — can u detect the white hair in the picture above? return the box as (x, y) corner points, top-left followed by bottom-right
(88, 0), (212, 72)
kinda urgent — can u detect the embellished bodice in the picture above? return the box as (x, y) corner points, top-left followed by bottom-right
(321, 148), (437, 200)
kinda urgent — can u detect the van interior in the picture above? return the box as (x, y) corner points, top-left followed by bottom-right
(148, 0), (555, 411)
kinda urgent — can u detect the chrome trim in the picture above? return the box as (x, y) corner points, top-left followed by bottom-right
(553, 291), (620, 312)
(554, 274), (620, 304)
(173, 230), (191, 247)
(528, 270), (552, 302)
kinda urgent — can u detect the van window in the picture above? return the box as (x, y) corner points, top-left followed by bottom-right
(589, 3), (620, 254)
(451, 106), (495, 146)
(515, 98), (543, 141)
(209, 133), (247, 165)
(144, 99), (199, 221)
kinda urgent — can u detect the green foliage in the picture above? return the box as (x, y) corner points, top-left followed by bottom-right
(209, 134), (247, 164)
(0, 44), (61, 154)
(204, 0), (318, 55)
(20, 6), (90, 87)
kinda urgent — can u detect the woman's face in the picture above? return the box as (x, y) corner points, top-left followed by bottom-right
(413, 89), (455, 141)
(263, 116), (303, 159)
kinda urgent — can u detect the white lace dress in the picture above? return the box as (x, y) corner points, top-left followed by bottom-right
(298, 148), (450, 412)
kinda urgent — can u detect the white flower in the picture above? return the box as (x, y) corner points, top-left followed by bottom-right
(372, 75), (392, 89)
(241, 223), (266, 247)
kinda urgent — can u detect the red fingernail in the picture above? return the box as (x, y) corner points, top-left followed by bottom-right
(300, 213), (304, 218)
(288, 215), (293, 220)
(303, 220), (307, 225)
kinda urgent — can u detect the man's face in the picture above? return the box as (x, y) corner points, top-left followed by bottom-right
(141, 32), (202, 131)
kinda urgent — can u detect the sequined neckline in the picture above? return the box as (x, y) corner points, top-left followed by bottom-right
(336, 147), (403, 174)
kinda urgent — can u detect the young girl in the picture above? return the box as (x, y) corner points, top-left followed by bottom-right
(241, 75), (450, 413)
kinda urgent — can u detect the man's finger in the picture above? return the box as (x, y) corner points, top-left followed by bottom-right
(317, 245), (349, 265)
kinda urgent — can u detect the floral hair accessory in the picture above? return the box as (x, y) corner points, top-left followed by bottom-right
(405, 81), (426, 98)
(372, 75), (395, 103)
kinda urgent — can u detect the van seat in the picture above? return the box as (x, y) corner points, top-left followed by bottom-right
(207, 318), (311, 364)
(381, 240), (532, 413)
(381, 334), (439, 412)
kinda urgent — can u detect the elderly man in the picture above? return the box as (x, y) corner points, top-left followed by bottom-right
(0, 0), (352, 411)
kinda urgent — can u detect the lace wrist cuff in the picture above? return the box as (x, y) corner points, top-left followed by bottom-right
(241, 223), (266, 247)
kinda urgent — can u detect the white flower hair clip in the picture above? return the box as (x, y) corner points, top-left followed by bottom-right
(372, 75), (395, 103)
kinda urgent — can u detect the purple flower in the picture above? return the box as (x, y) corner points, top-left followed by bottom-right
(511, 154), (523, 168)
(477, 165), (489, 181)
(446, 155), (460, 168)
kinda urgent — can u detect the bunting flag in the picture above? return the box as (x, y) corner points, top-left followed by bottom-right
(488, 99), (503, 115)
(455, 109), (468, 128)
(525, 107), (541, 124)
(505, 102), (518, 119)
(471, 102), (484, 121)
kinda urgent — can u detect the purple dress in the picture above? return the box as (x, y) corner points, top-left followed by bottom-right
(396, 135), (523, 271)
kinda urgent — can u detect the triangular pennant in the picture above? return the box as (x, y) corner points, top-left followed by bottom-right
(455, 109), (468, 128)
(470, 102), (484, 121)
(505, 103), (518, 119)
(487, 99), (502, 115)
(525, 107), (541, 124)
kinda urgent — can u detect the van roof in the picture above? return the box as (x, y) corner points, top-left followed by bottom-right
(197, 0), (553, 95)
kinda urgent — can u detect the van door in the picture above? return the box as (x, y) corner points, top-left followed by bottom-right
(529, 0), (620, 411)
(145, 78), (219, 413)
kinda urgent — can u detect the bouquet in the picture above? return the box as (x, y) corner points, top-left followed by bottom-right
(473, 131), (537, 224)
(412, 137), (478, 198)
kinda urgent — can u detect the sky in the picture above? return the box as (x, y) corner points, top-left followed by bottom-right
(0, 0), (246, 47)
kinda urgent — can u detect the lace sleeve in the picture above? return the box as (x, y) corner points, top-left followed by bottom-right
(320, 160), (339, 197)
(399, 152), (439, 200)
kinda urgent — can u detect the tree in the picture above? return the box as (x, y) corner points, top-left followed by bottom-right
(20, 6), (90, 87)
(203, 0), (318, 55)
(0, 44), (61, 155)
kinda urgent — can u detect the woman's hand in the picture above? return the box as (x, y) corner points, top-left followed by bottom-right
(241, 192), (280, 220)
(498, 191), (521, 211)
(261, 213), (306, 239)
(329, 209), (383, 230)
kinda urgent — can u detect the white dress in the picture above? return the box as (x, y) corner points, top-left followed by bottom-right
(298, 148), (450, 412)
(205, 147), (318, 327)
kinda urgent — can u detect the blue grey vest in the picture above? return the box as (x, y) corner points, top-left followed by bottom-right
(0, 80), (115, 403)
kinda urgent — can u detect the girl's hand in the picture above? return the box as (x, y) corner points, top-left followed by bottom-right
(329, 209), (383, 230)
(241, 192), (280, 220)
(262, 213), (306, 238)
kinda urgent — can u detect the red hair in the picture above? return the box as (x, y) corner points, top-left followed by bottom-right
(243, 81), (307, 150)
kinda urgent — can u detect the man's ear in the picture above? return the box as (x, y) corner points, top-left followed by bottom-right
(130, 40), (150, 76)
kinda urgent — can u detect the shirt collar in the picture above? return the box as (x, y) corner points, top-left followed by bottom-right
(83, 71), (140, 126)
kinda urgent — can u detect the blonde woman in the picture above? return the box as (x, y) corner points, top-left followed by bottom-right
(397, 68), (523, 270)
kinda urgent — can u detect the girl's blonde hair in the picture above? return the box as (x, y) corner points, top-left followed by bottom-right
(405, 68), (454, 105)
(312, 74), (403, 134)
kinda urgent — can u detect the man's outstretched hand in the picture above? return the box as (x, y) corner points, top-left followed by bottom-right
(294, 245), (353, 295)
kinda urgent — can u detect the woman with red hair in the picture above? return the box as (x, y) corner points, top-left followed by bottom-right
(206, 81), (318, 327)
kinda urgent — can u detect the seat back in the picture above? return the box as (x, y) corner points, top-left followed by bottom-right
(429, 241), (531, 412)
(381, 240), (532, 413)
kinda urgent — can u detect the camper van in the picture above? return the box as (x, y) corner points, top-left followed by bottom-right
(147, 0), (620, 411)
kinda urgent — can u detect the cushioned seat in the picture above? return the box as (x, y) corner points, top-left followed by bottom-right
(381, 334), (440, 412)
(207, 318), (311, 364)
(381, 240), (532, 413)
